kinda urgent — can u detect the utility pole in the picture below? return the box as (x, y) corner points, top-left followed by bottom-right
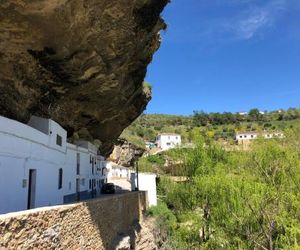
(135, 161), (139, 191)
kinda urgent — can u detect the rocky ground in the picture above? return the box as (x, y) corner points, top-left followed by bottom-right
(115, 216), (158, 250)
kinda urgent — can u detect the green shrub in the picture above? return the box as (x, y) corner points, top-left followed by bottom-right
(151, 131), (300, 249)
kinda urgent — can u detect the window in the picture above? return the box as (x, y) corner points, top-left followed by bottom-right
(89, 179), (92, 189)
(56, 134), (62, 146)
(251, 135), (254, 138)
(68, 182), (71, 190)
(76, 153), (80, 175)
(81, 178), (85, 186)
(58, 168), (63, 189)
(240, 136), (242, 138)
(166, 142), (171, 146)
(22, 179), (27, 188)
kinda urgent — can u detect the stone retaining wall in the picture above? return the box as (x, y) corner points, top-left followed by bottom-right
(0, 192), (148, 250)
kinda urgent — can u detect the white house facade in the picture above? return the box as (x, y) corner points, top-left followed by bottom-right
(131, 172), (157, 207)
(0, 115), (107, 215)
(106, 161), (131, 180)
(236, 131), (284, 144)
(156, 133), (181, 151)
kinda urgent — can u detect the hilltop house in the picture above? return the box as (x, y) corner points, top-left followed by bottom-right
(238, 111), (248, 116)
(0, 115), (107, 214)
(236, 131), (284, 145)
(156, 133), (181, 151)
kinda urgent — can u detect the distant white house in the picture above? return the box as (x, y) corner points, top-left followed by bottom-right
(0, 115), (107, 215)
(156, 133), (181, 151)
(106, 161), (132, 180)
(238, 111), (248, 116)
(236, 131), (284, 144)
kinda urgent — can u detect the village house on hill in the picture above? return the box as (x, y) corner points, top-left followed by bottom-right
(238, 111), (248, 116)
(236, 131), (284, 145)
(156, 133), (181, 151)
(0, 115), (108, 214)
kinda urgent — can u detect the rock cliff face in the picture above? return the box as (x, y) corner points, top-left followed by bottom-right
(0, 0), (168, 155)
(109, 139), (145, 167)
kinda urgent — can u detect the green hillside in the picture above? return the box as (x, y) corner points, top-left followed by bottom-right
(120, 108), (300, 148)
(122, 109), (300, 249)
(148, 131), (300, 249)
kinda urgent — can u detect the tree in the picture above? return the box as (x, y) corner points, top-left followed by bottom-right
(248, 108), (262, 121)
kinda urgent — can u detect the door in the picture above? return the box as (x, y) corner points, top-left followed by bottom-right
(27, 169), (37, 209)
(76, 178), (80, 201)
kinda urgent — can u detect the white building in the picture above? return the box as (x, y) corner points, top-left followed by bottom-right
(0, 115), (107, 214)
(106, 161), (132, 180)
(236, 131), (284, 144)
(131, 172), (157, 207)
(156, 133), (181, 151)
(238, 111), (248, 116)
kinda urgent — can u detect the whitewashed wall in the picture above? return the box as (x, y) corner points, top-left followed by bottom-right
(0, 115), (107, 215)
(0, 116), (66, 213)
(157, 134), (181, 151)
(131, 173), (157, 207)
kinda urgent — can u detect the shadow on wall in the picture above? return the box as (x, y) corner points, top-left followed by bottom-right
(0, 191), (148, 250)
(85, 191), (148, 249)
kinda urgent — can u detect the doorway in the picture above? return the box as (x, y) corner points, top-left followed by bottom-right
(76, 178), (80, 201)
(27, 169), (37, 209)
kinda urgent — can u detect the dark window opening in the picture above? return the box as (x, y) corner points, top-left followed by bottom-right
(76, 153), (80, 175)
(56, 134), (62, 146)
(58, 168), (63, 189)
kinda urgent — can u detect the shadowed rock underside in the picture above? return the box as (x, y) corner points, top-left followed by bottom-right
(0, 0), (168, 155)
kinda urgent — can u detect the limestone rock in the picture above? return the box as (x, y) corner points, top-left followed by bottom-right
(115, 235), (131, 250)
(109, 139), (145, 167)
(0, 0), (168, 155)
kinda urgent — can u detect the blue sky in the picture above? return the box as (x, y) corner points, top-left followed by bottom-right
(145, 0), (300, 115)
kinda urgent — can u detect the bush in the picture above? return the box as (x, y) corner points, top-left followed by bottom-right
(151, 132), (300, 249)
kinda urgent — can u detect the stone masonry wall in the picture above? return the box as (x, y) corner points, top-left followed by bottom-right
(0, 192), (148, 250)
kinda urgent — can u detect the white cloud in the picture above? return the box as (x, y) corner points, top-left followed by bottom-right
(224, 0), (287, 40)
(164, 0), (300, 47)
(234, 10), (270, 39)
